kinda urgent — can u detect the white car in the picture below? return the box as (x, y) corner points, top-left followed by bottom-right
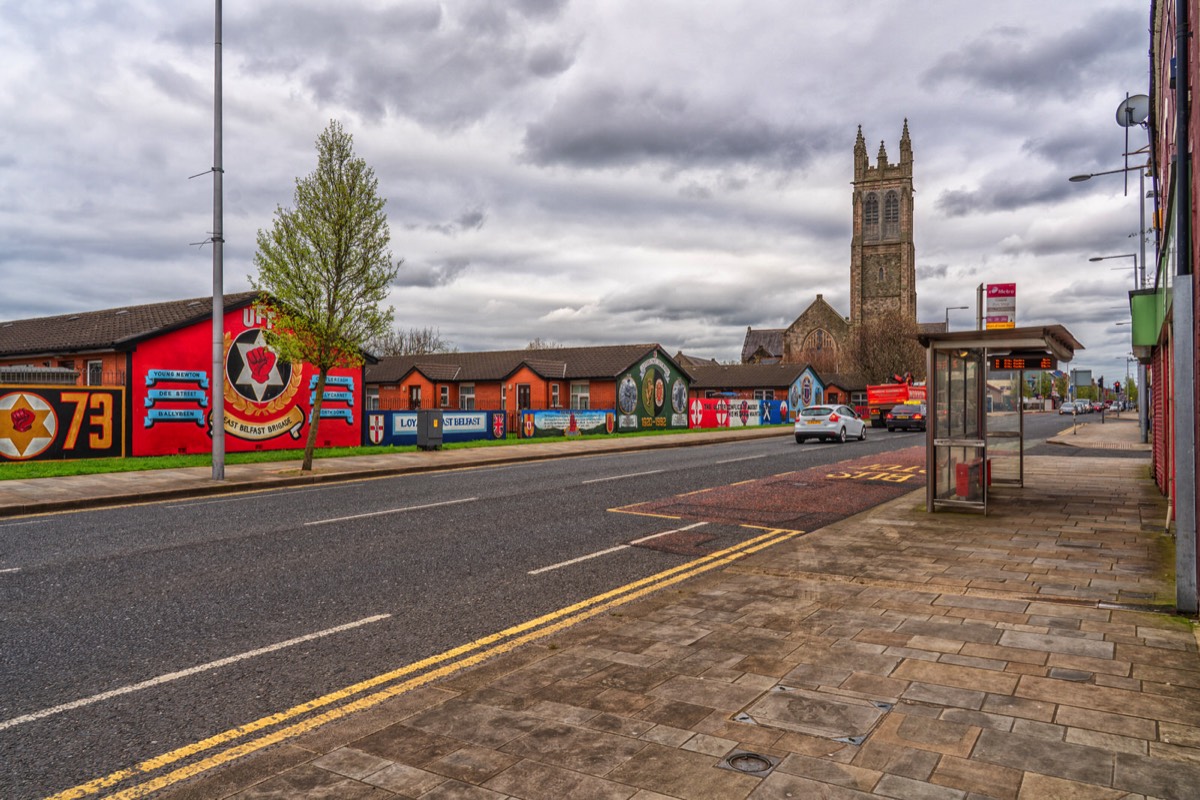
(795, 404), (867, 444)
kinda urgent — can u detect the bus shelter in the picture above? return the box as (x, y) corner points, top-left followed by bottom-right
(917, 325), (1080, 514)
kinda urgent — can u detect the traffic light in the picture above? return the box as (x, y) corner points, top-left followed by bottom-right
(1114, 381), (1121, 394)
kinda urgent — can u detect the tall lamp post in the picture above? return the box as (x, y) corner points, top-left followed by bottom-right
(1088, 253), (1139, 287)
(1070, 164), (1151, 445)
(944, 305), (968, 330)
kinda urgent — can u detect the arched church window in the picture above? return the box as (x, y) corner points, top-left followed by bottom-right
(863, 194), (879, 238)
(883, 191), (900, 238)
(807, 329), (833, 351)
(878, 266), (885, 282)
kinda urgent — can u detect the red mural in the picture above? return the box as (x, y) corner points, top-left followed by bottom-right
(131, 303), (361, 456)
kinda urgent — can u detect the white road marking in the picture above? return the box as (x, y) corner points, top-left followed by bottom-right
(629, 521), (707, 544)
(527, 544), (631, 575)
(712, 454), (769, 464)
(0, 519), (47, 528)
(305, 497), (478, 526)
(528, 522), (709, 575)
(0, 614), (392, 732)
(0, 567), (20, 574)
(581, 469), (663, 484)
(166, 484), (359, 509)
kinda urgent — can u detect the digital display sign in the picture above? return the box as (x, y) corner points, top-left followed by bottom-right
(988, 352), (1057, 371)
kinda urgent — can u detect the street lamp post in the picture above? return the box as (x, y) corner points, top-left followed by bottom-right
(1071, 163), (1150, 444)
(944, 305), (968, 330)
(1088, 253), (1139, 287)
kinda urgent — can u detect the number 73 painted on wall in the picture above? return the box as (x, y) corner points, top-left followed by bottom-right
(0, 387), (125, 460)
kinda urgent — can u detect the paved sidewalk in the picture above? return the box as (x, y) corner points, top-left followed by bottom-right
(1046, 414), (1151, 452)
(123, 450), (1199, 800)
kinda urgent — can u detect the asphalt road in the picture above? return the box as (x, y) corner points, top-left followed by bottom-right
(0, 417), (1087, 798)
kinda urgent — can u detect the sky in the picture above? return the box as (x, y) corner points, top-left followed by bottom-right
(0, 1), (1154, 385)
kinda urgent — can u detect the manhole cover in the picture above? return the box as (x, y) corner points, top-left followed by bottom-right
(741, 687), (889, 741)
(717, 750), (780, 777)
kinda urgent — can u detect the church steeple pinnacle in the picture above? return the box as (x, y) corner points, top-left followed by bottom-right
(900, 118), (912, 165)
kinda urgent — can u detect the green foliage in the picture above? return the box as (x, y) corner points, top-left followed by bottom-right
(252, 120), (399, 371)
(251, 120), (401, 470)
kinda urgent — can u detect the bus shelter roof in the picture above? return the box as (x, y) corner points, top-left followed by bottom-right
(916, 325), (1081, 363)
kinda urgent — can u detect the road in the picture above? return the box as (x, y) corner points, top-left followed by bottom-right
(0, 417), (1083, 798)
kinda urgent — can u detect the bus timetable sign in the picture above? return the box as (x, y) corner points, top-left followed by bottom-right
(988, 352), (1057, 371)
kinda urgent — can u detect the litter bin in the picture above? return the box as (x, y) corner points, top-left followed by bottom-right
(416, 409), (443, 450)
(954, 459), (983, 501)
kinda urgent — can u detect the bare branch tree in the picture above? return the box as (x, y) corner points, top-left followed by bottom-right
(368, 326), (456, 356)
(847, 309), (926, 384)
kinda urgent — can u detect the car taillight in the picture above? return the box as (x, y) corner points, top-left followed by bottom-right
(886, 413), (894, 419)
(828, 413), (839, 422)
(913, 413), (923, 420)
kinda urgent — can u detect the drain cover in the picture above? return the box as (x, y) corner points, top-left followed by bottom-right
(741, 687), (889, 742)
(717, 750), (780, 777)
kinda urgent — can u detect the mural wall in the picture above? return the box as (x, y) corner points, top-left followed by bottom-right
(0, 386), (125, 460)
(131, 304), (362, 456)
(687, 398), (789, 429)
(519, 409), (614, 438)
(615, 352), (690, 432)
(365, 410), (506, 446)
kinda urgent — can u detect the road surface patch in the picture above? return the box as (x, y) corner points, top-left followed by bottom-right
(613, 447), (925, 531)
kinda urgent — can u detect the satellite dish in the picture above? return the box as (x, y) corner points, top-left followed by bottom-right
(1116, 94), (1150, 127)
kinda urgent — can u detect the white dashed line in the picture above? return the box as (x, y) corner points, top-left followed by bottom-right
(0, 614), (392, 732)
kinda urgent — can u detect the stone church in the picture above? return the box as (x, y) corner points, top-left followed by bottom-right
(741, 121), (938, 373)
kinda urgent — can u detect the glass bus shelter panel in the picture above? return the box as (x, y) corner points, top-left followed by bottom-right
(934, 444), (988, 504)
(932, 347), (988, 511)
(985, 368), (1023, 487)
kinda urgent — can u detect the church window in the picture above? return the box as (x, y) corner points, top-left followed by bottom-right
(863, 193), (879, 237)
(883, 191), (900, 238)
(878, 266), (885, 282)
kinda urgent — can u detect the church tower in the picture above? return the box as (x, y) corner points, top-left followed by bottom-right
(849, 121), (916, 329)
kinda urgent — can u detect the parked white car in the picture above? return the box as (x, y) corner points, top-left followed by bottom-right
(795, 404), (867, 444)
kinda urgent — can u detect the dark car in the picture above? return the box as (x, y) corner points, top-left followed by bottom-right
(885, 403), (926, 432)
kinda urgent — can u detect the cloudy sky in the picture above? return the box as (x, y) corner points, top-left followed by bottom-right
(0, 1), (1153, 383)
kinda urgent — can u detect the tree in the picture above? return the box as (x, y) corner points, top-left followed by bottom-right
(252, 120), (400, 471)
(526, 338), (564, 350)
(368, 325), (455, 356)
(846, 309), (925, 384)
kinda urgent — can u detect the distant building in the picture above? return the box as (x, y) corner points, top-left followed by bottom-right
(744, 121), (942, 375)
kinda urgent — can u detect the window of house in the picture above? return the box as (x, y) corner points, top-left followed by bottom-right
(460, 384), (475, 410)
(851, 391), (868, 405)
(753, 389), (775, 401)
(704, 390), (718, 399)
(551, 383), (560, 408)
(570, 382), (589, 409)
(366, 388), (380, 410)
(501, 385), (507, 410)
(87, 360), (103, 386)
(440, 385), (449, 407)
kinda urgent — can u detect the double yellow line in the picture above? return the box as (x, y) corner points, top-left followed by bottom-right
(50, 526), (802, 800)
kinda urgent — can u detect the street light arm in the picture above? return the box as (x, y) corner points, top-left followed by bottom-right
(1069, 164), (1150, 182)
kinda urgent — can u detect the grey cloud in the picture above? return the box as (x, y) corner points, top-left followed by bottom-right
(522, 87), (835, 173)
(918, 264), (950, 280)
(232, 1), (576, 130)
(921, 8), (1143, 100)
(935, 173), (1078, 217)
(407, 207), (488, 236)
(394, 257), (471, 288)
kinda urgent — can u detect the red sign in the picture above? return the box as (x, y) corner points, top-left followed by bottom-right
(986, 283), (1016, 298)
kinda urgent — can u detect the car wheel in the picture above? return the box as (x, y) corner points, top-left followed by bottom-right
(858, 425), (866, 441)
(795, 435), (805, 444)
(887, 426), (894, 432)
(837, 427), (847, 443)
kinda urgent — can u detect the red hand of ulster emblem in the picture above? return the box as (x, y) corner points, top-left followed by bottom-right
(11, 407), (34, 433)
(247, 346), (276, 383)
